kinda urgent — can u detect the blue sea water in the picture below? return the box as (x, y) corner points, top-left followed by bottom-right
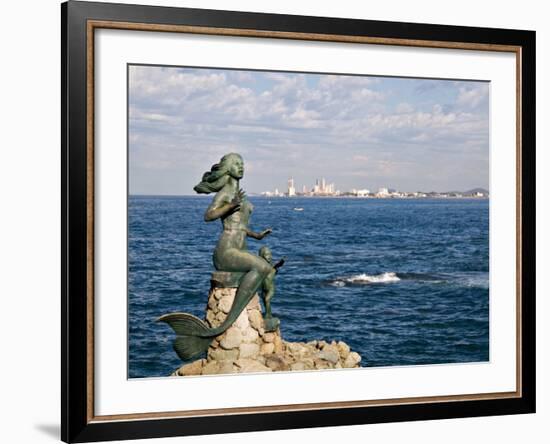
(128, 196), (489, 378)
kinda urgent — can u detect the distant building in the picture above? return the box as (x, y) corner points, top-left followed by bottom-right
(309, 177), (338, 195)
(413, 192), (427, 197)
(265, 177), (342, 197)
(287, 178), (296, 197)
(377, 187), (390, 197)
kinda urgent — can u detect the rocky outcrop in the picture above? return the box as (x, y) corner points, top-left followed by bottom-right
(171, 287), (361, 376)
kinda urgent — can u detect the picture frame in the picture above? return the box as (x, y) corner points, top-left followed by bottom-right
(61, 1), (536, 442)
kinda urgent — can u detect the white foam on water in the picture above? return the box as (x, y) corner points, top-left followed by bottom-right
(330, 280), (346, 287)
(331, 272), (401, 286)
(453, 272), (490, 290)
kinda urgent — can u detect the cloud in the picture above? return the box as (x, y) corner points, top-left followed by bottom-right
(128, 66), (489, 194)
(318, 75), (376, 89)
(457, 84), (489, 109)
(396, 102), (414, 113)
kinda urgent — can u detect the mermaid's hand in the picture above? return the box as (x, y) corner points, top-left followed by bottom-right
(273, 257), (285, 271)
(230, 188), (245, 211)
(259, 228), (272, 239)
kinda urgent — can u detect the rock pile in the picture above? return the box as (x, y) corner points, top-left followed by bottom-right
(172, 286), (361, 376)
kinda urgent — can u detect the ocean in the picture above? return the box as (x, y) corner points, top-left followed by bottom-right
(128, 196), (489, 378)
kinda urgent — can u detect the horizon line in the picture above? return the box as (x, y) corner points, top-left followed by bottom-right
(129, 188), (489, 198)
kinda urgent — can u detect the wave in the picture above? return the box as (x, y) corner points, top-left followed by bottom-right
(406, 271), (488, 289)
(451, 272), (489, 290)
(330, 272), (401, 286)
(329, 271), (488, 288)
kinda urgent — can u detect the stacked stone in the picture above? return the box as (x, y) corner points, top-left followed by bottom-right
(172, 286), (362, 376)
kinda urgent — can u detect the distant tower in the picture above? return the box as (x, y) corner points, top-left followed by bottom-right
(302, 185), (307, 195)
(287, 178), (296, 197)
(321, 177), (326, 193)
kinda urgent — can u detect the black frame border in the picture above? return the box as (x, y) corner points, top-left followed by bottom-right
(62, 1), (536, 442)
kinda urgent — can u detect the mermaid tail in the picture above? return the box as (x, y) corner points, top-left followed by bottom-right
(156, 312), (212, 361)
(157, 285), (259, 361)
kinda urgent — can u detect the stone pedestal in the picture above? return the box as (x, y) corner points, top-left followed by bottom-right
(205, 287), (283, 374)
(172, 273), (362, 376)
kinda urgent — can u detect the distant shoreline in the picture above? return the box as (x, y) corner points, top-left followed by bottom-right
(129, 194), (489, 200)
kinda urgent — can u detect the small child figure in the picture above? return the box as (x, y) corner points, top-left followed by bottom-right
(258, 246), (285, 332)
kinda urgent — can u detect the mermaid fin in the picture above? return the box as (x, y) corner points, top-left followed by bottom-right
(157, 313), (213, 361)
(173, 335), (211, 361)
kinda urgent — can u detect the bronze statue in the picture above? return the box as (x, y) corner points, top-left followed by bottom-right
(158, 153), (283, 361)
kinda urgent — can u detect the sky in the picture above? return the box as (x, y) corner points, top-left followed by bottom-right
(128, 65), (489, 195)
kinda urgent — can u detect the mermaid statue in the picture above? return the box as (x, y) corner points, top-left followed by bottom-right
(157, 153), (283, 361)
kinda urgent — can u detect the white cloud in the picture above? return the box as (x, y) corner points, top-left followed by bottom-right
(128, 66), (489, 194)
(457, 84), (489, 108)
(318, 75), (375, 89)
(396, 102), (414, 113)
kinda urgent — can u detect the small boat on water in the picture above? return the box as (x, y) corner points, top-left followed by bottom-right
(293, 207), (304, 211)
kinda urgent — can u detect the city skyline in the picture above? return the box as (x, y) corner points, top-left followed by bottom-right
(129, 65), (489, 195)
(259, 176), (488, 198)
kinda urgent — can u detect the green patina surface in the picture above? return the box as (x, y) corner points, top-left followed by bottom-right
(210, 271), (245, 288)
(158, 153), (283, 361)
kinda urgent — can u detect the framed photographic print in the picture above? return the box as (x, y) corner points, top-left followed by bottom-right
(61, 1), (536, 442)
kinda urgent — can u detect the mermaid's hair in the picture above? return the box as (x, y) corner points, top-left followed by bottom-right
(193, 153), (242, 194)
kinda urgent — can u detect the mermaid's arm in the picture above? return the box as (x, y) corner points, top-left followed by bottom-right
(246, 228), (272, 239)
(204, 191), (239, 222)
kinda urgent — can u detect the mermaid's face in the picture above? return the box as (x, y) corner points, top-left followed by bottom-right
(228, 156), (244, 179)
